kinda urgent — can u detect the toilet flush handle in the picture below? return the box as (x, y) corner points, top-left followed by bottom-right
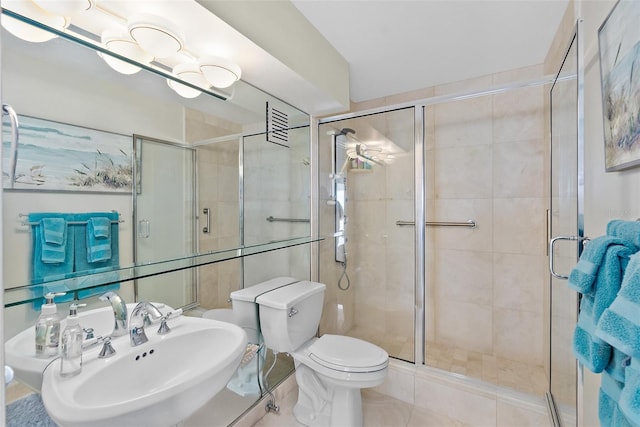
(288, 307), (298, 318)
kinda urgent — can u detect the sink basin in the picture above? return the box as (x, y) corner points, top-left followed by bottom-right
(41, 315), (247, 427)
(5, 302), (173, 392)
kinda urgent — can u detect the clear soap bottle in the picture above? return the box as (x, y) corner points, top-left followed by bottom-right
(35, 292), (66, 358)
(60, 303), (86, 377)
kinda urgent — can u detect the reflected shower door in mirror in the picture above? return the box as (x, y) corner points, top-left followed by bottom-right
(134, 136), (196, 309)
(318, 108), (416, 363)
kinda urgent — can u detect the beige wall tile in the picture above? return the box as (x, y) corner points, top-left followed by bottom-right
(435, 249), (493, 306)
(435, 299), (493, 354)
(493, 253), (545, 314)
(493, 198), (547, 255)
(434, 96), (493, 148)
(494, 308), (544, 365)
(493, 139), (545, 198)
(493, 86), (544, 143)
(435, 145), (493, 199)
(432, 198), (492, 252)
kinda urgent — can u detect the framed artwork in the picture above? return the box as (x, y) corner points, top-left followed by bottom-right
(2, 115), (133, 192)
(598, 0), (640, 171)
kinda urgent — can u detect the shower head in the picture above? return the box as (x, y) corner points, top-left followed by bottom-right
(327, 127), (356, 137)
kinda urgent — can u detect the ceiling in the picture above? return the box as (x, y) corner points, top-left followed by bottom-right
(291, 0), (570, 103)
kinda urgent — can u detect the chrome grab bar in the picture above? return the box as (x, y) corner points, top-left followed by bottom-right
(396, 220), (476, 228)
(2, 104), (19, 189)
(549, 235), (587, 280)
(266, 216), (310, 223)
(202, 208), (211, 234)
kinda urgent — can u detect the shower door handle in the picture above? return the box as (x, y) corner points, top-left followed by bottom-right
(549, 235), (583, 280)
(138, 219), (150, 239)
(202, 208), (211, 234)
(2, 104), (19, 188)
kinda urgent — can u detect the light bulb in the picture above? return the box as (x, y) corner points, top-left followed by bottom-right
(167, 63), (209, 98)
(99, 29), (153, 75)
(32, 0), (91, 16)
(1, 0), (68, 43)
(200, 56), (241, 88)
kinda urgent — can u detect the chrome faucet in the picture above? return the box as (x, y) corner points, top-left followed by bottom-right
(129, 302), (163, 346)
(99, 291), (128, 337)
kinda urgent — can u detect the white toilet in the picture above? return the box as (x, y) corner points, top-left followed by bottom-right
(255, 280), (388, 427)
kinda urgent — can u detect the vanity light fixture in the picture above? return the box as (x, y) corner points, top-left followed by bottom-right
(99, 29), (154, 75)
(31, 0), (92, 17)
(167, 63), (210, 99)
(128, 14), (183, 59)
(200, 56), (241, 89)
(1, 0), (69, 43)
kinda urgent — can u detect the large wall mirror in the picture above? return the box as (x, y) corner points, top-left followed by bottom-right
(1, 12), (310, 329)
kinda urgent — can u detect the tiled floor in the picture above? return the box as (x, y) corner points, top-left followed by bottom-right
(343, 328), (548, 397)
(252, 388), (463, 427)
(424, 341), (548, 396)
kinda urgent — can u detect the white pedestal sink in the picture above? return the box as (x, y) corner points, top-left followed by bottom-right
(5, 302), (172, 392)
(41, 315), (247, 427)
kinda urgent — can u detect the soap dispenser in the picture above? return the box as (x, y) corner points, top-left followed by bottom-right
(60, 303), (86, 378)
(35, 292), (66, 358)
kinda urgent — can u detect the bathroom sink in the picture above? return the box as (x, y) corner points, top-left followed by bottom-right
(41, 315), (247, 427)
(5, 302), (172, 392)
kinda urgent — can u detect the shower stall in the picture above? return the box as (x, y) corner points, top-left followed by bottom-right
(318, 70), (550, 397)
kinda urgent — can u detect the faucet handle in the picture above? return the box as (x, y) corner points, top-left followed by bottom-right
(98, 337), (116, 359)
(83, 327), (95, 340)
(157, 317), (171, 335)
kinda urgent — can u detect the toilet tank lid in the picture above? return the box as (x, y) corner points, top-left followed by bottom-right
(230, 277), (300, 302)
(255, 281), (326, 310)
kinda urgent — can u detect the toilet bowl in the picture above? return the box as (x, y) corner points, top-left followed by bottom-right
(255, 281), (388, 427)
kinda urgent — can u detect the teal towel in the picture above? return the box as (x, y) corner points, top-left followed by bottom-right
(568, 236), (634, 372)
(568, 236), (634, 294)
(608, 220), (640, 248)
(87, 217), (112, 263)
(601, 372), (634, 427)
(607, 348), (631, 383)
(597, 252), (640, 358)
(73, 212), (120, 299)
(619, 358), (640, 425)
(574, 296), (612, 373)
(40, 218), (67, 264)
(28, 213), (75, 285)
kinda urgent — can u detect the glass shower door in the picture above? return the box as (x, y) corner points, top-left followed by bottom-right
(134, 135), (197, 308)
(548, 21), (582, 426)
(318, 107), (416, 362)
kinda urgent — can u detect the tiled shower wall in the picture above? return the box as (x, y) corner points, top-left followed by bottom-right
(321, 63), (549, 382)
(426, 65), (547, 369)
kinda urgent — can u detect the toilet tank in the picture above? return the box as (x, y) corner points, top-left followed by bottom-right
(255, 281), (326, 353)
(229, 277), (299, 343)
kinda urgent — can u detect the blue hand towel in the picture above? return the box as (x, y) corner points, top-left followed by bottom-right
(568, 236), (635, 294)
(597, 252), (640, 358)
(608, 220), (640, 248)
(40, 218), (67, 264)
(619, 358), (640, 425)
(607, 347), (631, 383)
(28, 213), (75, 283)
(87, 217), (112, 263)
(574, 296), (612, 372)
(569, 237), (634, 372)
(600, 372), (634, 427)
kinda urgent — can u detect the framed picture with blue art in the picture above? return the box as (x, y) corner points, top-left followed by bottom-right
(2, 115), (133, 192)
(599, 0), (640, 172)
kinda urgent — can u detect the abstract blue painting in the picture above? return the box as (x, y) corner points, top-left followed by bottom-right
(2, 115), (132, 192)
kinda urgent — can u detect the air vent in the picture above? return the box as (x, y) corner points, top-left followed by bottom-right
(266, 102), (289, 147)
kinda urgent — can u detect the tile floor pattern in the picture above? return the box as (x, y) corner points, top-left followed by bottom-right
(342, 327), (548, 397)
(252, 388), (464, 427)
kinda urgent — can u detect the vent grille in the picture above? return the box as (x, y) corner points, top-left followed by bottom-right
(266, 102), (289, 147)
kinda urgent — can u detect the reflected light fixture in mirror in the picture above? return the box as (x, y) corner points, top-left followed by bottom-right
(167, 63), (209, 98)
(100, 29), (154, 75)
(200, 56), (241, 89)
(1, 0), (69, 42)
(31, 0), (92, 16)
(128, 14), (183, 59)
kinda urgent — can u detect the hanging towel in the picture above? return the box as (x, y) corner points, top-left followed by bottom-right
(608, 220), (640, 248)
(28, 213), (76, 309)
(40, 218), (67, 264)
(600, 372), (634, 427)
(73, 212), (120, 299)
(597, 252), (640, 358)
(607, 348), (631, 383)
(568, 236), (634, 294)
(87, 217), (112, 263)
(568, 236), (635, 372)
(619, 358), (640, 425)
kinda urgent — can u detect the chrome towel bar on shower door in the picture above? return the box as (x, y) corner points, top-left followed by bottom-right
(266, 216), (310, 223)
(396, 220), (477, 228)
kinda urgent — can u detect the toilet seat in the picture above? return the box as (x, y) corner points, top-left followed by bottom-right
(307, 335), (388, 373)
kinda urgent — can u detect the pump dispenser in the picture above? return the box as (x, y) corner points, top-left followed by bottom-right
(60, 303), (86, 377)
(35, 292), (66, 358)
